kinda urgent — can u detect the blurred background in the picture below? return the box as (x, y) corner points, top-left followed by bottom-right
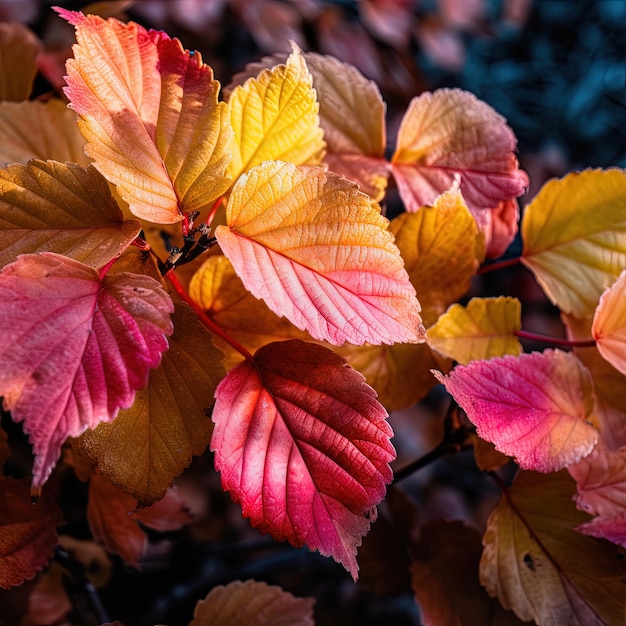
(0, 1), (624, 624)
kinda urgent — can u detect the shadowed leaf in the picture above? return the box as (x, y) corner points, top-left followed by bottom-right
(0, 23), (40, 101)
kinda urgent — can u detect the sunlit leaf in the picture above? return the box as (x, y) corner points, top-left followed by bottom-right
(227, 46), (325, 181)
(521, 169), (626, 318)
(565, 312), (626, 449)
(592, 269), (626, 376)
(481, 470), (626, 625)
(334, 342), (450, 412)
(0, 253), (173, 487)
(576, 513), (626, 549)
(59, 9), (233, 224)
(189, 254), (310, 369)
(216, 161), (424, 346)
(0, 160), (141, 271)
(79, 303), (224, 506)
(412, 521), (531, 626)
(434, 350), (599, 472)
(211, 339), (395, 580)
(390, 89), (528, 257)
(87, 474), (190, 568)
(0, 23), (41, 101)
(389, 184), (484, 327)
(0, 477), (63, 589)
(426, 297), (522, 364)
(0, 100), (89, 166)
(190, 580), (315, 626)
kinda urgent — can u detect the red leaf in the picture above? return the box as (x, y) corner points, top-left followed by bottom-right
(211, 340), (395, 579)
(434, 350), (599, 472)
(0, 477), (63, 589)
(0, 253), (173, 487)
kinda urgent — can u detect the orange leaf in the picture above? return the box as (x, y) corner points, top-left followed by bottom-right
(0, 477), (63, 589)
(0, 23), (41, 101)
(59, 9), (233, 224)
(190, 580), (315, 626)
(593, 269), (626, 375)
(216, 161), (423, 346)
(0, 100), (89, 166)
(0, 160), (141, 272)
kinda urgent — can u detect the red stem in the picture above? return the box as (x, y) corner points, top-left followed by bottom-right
(166, 271), (253, 361)
(478, 257), (521, 274)
(205, 196), (224, 228)
(515, 329), (596, 348)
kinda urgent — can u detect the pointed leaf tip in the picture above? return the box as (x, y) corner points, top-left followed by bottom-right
(211, 340), (395, 579)
(436, 350), (598, 472)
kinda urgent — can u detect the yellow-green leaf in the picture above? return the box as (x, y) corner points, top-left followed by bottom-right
(521, 169), (626, 318)
(426, 297), (522, 364)
(79, 303), (224, 506)
(481, 471), (626, 625)
(0, 100), (89, 166)
(0, 23), (40, 101)
(227, 47), (325, 181)
(389, 184), (485, 327)
(0, 160), (141, 271)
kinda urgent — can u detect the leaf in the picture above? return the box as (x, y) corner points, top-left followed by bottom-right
(521, 169), (626, 318)
(426, 297), (522, 364)
(576, 513), (626, 548)
(59, 9), (233, 224)
(190, 580), (315, 626)
(211, 339), (395, 580)
(411, 521), (531, 626)
(0, 160), (141, 271)
(0, 252), (174, 487)
(189, 254), (310, 370)
(0, 23), (41, 101)
(79, 303), (224, 506)
(592, 269), (626, 376)
(434, 350), (599, 472)
(390, 89), (528, 257)
(480, 470), (626, 625)
(389, 184), (485, 327)
(87, 473), (190, 568)
(227, 46), (325, 181)
(0, 477), (63, 589)
(564, 313), (626, 449)
(0, 100), (89, 166)
(216, 161), (424, 346)
(334, 342), (451, 412)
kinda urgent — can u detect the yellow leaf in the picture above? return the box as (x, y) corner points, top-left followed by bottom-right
(0, 160), (140, 271)
(79, 303), (224, 506)
(426, 297), (522, 364)
(227, 46), (325, 181)
(522, 169), (626, 318)
(0, 23), (41, 101)
(189, 254), (310, 370)
(0, 100), (89, 166)
(334, 342), (451, 412)
(389, 184), (484, 327)
(481, 471), (626, 625)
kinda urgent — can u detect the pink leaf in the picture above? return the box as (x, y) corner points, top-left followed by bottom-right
(390, 89), (529, 257)
(0, 253), (173, 487)
(576, 513), (626, 549)
(434, 350), (599, 472)
(211, 339), (395, 580)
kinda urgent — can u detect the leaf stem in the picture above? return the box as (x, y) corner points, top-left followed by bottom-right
(478, 257), (521, 274)
(165, 271), (254, 361)
(515, 330), (596, 348)
(205, 196), (224, 227)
